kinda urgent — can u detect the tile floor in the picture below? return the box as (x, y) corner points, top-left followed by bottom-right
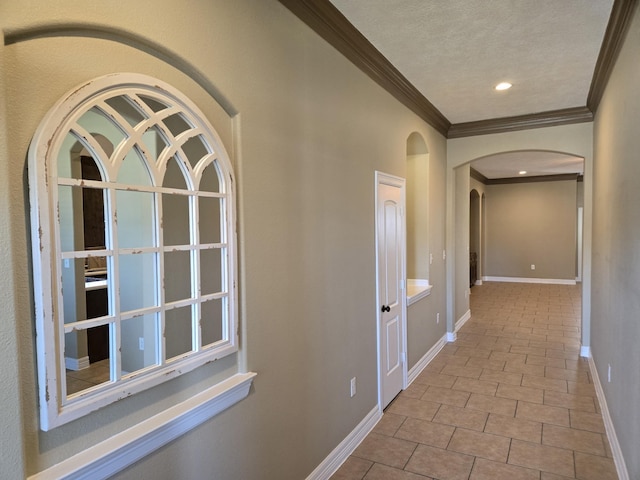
(332, 282), (618, 480)
(66, 358), (111, 395)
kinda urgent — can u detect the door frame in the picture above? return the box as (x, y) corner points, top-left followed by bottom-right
(374, 171), (408, 411)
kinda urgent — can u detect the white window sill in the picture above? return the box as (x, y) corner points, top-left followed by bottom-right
(407, 279), (432, 306)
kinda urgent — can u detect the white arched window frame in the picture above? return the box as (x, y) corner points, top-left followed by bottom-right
(29, 73), (239, 430)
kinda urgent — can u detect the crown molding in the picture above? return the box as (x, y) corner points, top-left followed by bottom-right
(278, 0), (450, 136)
(587, 0), (639, 113)
(484, 173), (580, 185)
(447, 107), (593, 139)
(279, 0), (630, 139)
(470, 168), (488, 184)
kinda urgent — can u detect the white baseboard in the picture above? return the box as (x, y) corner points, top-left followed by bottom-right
(474, 280), (483, 286)
(446, 332), (457, 342)
(580, 346), (591, 358)
(28, 372), (256, 480)
(407, 334), (447, 385)
(587, 356), (629, 480)
(306, 406), (381, 480)
(65, 356), (90, 371)
(455, 310), (471, 332)
(483, 276), (576, 285)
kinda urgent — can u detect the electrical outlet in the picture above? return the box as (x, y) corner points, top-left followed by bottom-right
(531, 264), (536, 270)
(138, 337), (144, 351)
(350, 377), (357, 397)
(436, 312), (440, 324)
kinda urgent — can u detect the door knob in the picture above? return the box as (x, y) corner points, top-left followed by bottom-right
(381, 305), (391, 313)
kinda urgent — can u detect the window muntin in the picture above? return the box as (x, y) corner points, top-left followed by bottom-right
(29, 74), (237, 430)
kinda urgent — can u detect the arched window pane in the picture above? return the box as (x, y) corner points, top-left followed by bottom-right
(104, 96), (146, 127)
(116, 190), (156, 248)
(163, 157), (189, 190)
(118, 148), (153, 186)
(181, 135), (209, 169)
(77, 107), (126, 151)
(200, 162), (221, 192)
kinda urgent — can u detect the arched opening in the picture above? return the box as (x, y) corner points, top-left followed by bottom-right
(405, 132), (431, 302)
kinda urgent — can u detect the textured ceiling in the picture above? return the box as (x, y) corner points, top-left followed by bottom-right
(328, 0), (613, 177)
(329, 0), (613, 124)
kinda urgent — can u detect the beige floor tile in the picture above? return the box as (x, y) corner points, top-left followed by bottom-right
(484, 413), (542, 443)
(372, 413), (406, 436)
(386, 397), (440, 422)
(504, 361), (546, 377)
(331, 456), (372, 480)
(508, 439), (575, 477)
(568, 381), (597, 397)
(496, 384), (544, 404)
(437, 354), (471, 366)
(466, 393), (517, 416)
(432, 404), (488, 431)
(451, 377), (498, 396)
(405, 444), (474, 480)
(362, 463), (432, 480)
(525, 354), (566, 369)
(352, 433), (417, 469)
(394, 417), (455, 448)
(420, 385), (470, 407)
(516, 401), (570, 427)
(412, 372), (456, 388)
(465, 356), (506, 371)
(440, 364), (483, 379)
(574, 451), (618, 479)
(543, 423), (606, 456)
(479, 369), (523, 386)
(545, 366), (590, 383)
(447, 428), (511, 462)
(543, 390), (596, 413)
(540, 473), (575, 480)
(470, 457), (540, 480)
(454, 346), (492, 358)
(521, 374), (568, 393)
(570, 410), (606, 433)
(399, 383), (428, 399)
(510, 345), (548, 357)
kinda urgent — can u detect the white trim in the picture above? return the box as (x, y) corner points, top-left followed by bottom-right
(446, 332), (457, 342)
(455, 309), (471, 332)
(580, 345), (591, 358)
(28, 372), (256, 480)
(306, 406), (381, 480)
(482, 276), (576, 285)
(587, 357), (629, 480)
(65, 356), (90, 371)
(474, 279), (483, 286)
(406, 279), (432, 306)
(407, 333), (447, 385)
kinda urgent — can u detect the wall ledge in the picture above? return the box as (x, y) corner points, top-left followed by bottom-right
(28, 372), (257, 480)
(407, 279), (432, 306)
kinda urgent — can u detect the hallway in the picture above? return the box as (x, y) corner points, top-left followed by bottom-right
(333, 282), (618, 479)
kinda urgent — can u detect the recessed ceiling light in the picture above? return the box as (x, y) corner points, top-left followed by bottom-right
(519, 170), (527, 175)
(495, 82), (512, 91)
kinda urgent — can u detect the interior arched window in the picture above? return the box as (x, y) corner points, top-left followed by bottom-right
(29, 73), (237, 430)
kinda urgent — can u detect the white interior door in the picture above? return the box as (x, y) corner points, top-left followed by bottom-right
(376, 172), (406, 409)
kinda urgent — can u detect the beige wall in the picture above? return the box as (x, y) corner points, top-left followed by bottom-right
(0, 1), (447, 478)
(592, 2), (640, 477)
(484, 180), (577, 280)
